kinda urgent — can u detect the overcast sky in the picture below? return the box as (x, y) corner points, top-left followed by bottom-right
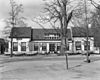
(0, 0), (100, 38)
(0, 0), (44, 19)
(0, 0), (45, 38)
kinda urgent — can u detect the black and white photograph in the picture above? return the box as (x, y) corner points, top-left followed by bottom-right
(0, 0), (100, 80)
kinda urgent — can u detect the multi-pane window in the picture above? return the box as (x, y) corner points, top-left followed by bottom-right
(45, 33), (60, 39)
(13, 42), (18, 51)
(49, 44), (55, 51)
(63, 43), (69, 51)
(75, 41), (81, 50)
(84, 41), (90, 50)
(66, 43), (69, 51)
(34, 43), (38, 51)
(21, 42), (26, 51)
(29, 43), (34, 51)
(57, 46), (61, 51)
(57, 43), (61, 51)
(42, 43), (47, 51)
(5, 42), (9, 52)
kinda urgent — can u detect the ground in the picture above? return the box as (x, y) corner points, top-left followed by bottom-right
(0, 55), (100, 80)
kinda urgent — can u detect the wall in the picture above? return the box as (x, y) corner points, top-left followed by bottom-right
(29, 40), (61, 54)
(7, 38), (30, 54)
(6, 37), (97, 55)
(72, 37), (94, 53)
(28, 40), (72, 54)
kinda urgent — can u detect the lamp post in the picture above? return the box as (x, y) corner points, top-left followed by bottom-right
(10, 0), (15, 57)
(10, 22), (14, 57)
(84, 0), (91, 63)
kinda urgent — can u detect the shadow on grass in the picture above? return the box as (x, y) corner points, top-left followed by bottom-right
(69, 64), (83, 70)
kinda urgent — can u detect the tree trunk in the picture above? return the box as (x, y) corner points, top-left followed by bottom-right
(60, 36), (69, 69)
(72, 40), (74, 53)
(65, 37), (68, 69)
(10, 37), (13, 57)
(60, 37), (65, 55)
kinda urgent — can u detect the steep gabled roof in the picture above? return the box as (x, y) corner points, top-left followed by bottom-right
(9, 27), (96, 41)
(32, 29), (71, 40)
(10, 27), (32, 38)
(72, 27), (93, 37)
(94, 27), (100, 47)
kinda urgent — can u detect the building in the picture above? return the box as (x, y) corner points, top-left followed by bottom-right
(6, 27), (99, 55)
(0, 38), (6, 54)
(29, 29), (72, 55)
(6, 27), (31, 55)
(72, 27), (94, 54)
(93, 27), (100, 53)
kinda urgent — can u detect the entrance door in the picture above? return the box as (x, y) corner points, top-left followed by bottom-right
(49, 43), (55, 52)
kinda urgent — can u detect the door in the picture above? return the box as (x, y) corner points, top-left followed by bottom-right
(49, 43), (55, 52)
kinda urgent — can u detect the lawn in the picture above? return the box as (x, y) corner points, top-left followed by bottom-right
(1, 58), (100, 80)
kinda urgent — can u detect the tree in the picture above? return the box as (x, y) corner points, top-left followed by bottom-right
(90, 0), (100, 27)
(32, 0), (80, 69)
(90, 2), (100, 53)
(3, 0), (24, 57)
(72, 0), (97, 63)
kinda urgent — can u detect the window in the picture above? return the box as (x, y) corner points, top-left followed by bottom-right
(75, 41), (81, 50)
(66, 43), (69, 51)
(42, 43), (47, 51)
(34, 43), (38, 51)
(5, 42), (9, 52)
(29, 43), (34, 51)
(57, 46), (61, 51)
(64, 43), (69, 51)
(13, 42), (18, 51)
(21, 42), (26, 51)
(95, 47), (98, 50)
(56, 43), (61, 51)
(44, 33), (60, 40)
(84, 41), (90, 50)
(49, 44), (55, 51)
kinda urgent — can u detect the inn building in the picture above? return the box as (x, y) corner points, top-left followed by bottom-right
(5, 27), (100, 55)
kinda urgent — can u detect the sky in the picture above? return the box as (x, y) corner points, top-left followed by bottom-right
(0, 0), (45, 38)
(0, 0), (100, 38)
(0, 0), (44, 19)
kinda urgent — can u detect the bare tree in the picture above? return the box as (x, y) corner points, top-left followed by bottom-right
(4, 0), (24, 57)
(32, 0), (80, 69)
(90, 3), (100, 53)
(90, 0), (100, 27)
(73, 0), (92, 63)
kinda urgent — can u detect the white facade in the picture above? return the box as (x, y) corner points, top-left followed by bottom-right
(7, 38), (30, 55)
(29, 41), (61, 54)
(72, 37), (94, 53)
(27, 37), (95, 54)
(6, 37), (99, 55)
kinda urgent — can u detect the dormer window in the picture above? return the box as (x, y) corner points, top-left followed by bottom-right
(44, 33), (60, 39)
